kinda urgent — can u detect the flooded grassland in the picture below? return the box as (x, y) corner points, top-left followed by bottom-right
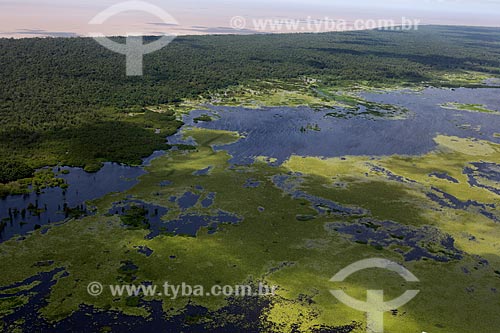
(0, 86), (499, 332)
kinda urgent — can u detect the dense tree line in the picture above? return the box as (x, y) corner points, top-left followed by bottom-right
(1, 25), (500, 183)
(0, 161), (34, 183)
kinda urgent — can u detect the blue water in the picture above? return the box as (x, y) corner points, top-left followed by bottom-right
(109, 199), (169, 238)
(0, 163), (146, 242)
(193, 166), (213, 176)
(326, 218), (463, 262)
(244, 178), (261, 188)
(201, 192), (216, 208)
(1, 87), (499, 331)
(164, 211), (242, 236)
(2, 88), (499, 242)
(177, 192), (201, 209)
(272, 174), (367, 216)
(464, 162), (500, 196)
(183, 88), (500, 164)
(109, 196), (239, 237)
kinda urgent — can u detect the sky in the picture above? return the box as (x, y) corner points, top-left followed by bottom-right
(1, 0), (499, 38)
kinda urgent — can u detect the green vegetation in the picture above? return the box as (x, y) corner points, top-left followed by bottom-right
(196, 79), (408, 118)
(193, 114), (214, 123)
(300, 123), (321, 133)
(440, 102), (500, 114)
(0, 108), (182, 195)
(119, 206), (150, 230)
(2, 26), (500, 185)
(0, 168), (66, 198)
(0, 161), (34, 183)
(0, 295), (30, 317)
(1, 108), (182, 172)
(1, 128), (499, 332)
(2, 26), (500, 331)
(316, 87), (408, 118)
(205, 80), (336, 109)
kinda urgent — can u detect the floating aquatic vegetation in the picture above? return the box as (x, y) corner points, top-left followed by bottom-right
(167, 131), (198, 147)
(193, 166), (213, 176)
(187, 88), (500, 165)
(426, 187), (498, 222)
(200, 192), (216, 208)
(162, 210), (242, 236)
(0, 268), (66, 324)
(159, 180), (173, 187)
(109, 196), (239, 237)
(463, 162), (500, 195)
(2, 88), (500, 332)
(0, 163), (144, 242)
(369, 164), (416, 184)
(429, 172), (459, 183)
(136, 246), (153, 257)
(314, 88), (409, 120)
(109, 200), (169, 237)
(193, 114), (214, 123)
(244, 178), (261, 188)
(326, 218), (463, 262)
(440, 102), (500, 115)
(272, 174), (367, 216)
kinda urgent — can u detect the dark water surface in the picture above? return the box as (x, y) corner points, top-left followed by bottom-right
(0, 163), (146, 242)
(1, 87), (500, 331)
(2, 88), (499, 243)
(185, 88), (500, 164)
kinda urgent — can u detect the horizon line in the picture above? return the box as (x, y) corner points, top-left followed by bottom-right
(2, 23), (500, 40)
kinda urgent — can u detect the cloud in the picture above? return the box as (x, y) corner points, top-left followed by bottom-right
(0, 29), (79, 37)
(148, 22), (179, 27)
(183, 26), (262, 34)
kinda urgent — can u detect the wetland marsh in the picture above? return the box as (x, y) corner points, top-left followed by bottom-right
(1, 86), (499, 332)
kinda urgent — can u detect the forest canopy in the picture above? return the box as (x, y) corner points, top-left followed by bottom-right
(1, 25), (500, 184)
